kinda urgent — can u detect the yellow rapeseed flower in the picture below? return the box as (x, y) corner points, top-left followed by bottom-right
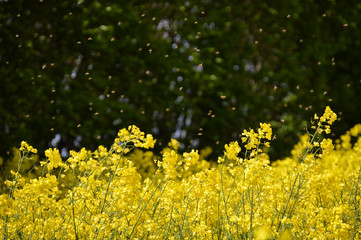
(224, 141), (241, 161)
(19, 141), (37, 153)
(3, 119), (361, 239)
(44, 148), (63, 171)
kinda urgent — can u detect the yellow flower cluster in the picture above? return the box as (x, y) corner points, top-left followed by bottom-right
(19, 141), (37, 153)
(243, 123), (272, 147)
(1, 107), (361, 239)
(43, 148), (65, 171)
(183, 150), (200, 169)
(114, 125), (156, 154)
(313, 105), (337, 134)
(224, 141), (241, 162)
(168, 138), (181, 150)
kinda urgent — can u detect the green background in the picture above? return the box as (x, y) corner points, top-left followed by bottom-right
(1, 0), (361, 162)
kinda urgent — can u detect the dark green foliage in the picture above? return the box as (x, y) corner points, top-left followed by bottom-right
(1, 0), (361, 162)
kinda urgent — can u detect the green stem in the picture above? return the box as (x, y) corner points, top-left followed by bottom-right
(71, 168), (79, 240)
(351, 165), (361, 239)
(100, 145), (129, 213)
(128, 179), (166, 238)
(276, 173), (299, 234)
(221, 162), (230, 227)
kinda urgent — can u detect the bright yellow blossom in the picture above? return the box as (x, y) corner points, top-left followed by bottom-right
(169, 138), (181, 150)
(224, 141), (241, 161)
(19, 141), (37, 153)
(2, 110), (361, 239)
(320, 106), (337, 125)
(44, 148), (63, 171)
(320, 138), (334, 155)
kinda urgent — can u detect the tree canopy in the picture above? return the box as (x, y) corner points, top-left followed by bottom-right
(1, 0), (361, 161)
